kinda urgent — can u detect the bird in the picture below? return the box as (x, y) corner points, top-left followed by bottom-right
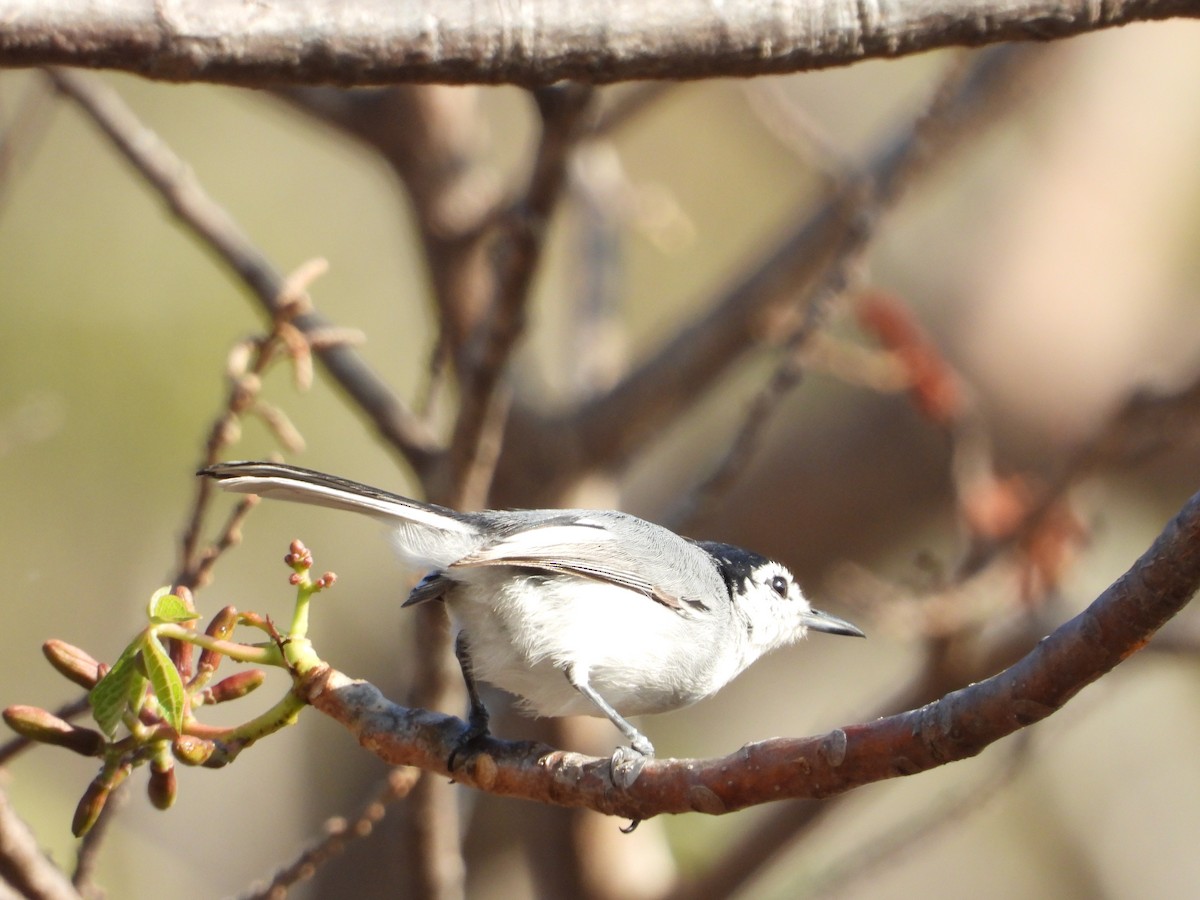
(200, 461), (864, 779)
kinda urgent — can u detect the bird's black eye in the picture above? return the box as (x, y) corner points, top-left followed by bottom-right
(770, 575), (789, 598)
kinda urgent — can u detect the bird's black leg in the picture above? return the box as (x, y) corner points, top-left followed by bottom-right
(448, 632), (491, 770)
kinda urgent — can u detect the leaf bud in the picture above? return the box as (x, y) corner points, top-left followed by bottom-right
(171, 734), (216, 767)
(202, 669), (265, 705)
(2, 705), (105, 756)
(147, 759), (177, 810)
(42, 640), (103, 688)
(197, 605), (240, 675)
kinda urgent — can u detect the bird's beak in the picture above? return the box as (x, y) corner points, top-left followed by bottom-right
(804, 608), (865, 638)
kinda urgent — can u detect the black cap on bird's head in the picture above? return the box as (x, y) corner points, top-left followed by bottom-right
(696, 541), (865, 638)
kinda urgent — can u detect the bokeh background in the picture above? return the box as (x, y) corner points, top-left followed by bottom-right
(3, 21), (1200, 899)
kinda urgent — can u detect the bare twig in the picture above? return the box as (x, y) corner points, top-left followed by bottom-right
(176, 274), (341, 590)
(0, 73), (56, 210)
(0, 789), (80, 900)
(179, 496), (258, 593)
(46, 69), (441, 477)
(443, 83), (595, 502)
(495, 47), (1035, 505)
(0, 0), (1191, 86)
(244, 768), (420, 899)
(272, 84), (502, 363)
(665, 233), (867, 532)
(958, 363), (1200, 579)
(588, 83), (676, 138)
(799, 732), (1033, 900)
(301, 482), (1200, 817)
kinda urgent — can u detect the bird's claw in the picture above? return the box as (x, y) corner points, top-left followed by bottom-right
(447, 715), (491, 772)
(610, 740), (653, 790)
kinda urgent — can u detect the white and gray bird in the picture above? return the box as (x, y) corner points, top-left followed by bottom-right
(201, 461), (863, 770)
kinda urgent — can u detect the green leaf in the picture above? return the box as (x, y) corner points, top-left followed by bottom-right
(141, 633), (186, 734)
(147, 588), (200, 625)
(89, 642), (147, 738)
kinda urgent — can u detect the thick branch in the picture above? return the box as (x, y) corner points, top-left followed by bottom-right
(302, 485), (1200, 821)
(1, 0), (1195, 86)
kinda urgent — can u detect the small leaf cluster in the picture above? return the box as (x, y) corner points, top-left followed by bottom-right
(3, 541), (335, 836)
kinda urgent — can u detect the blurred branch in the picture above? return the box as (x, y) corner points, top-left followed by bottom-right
(302, 482), (1200, 818)
(497, 47), (1034, 504)
(0, 73), (55, 210)
(246, 768), (420, 899)
(960, 364), (1200, 578)
(0, 791), (79, 900)
(443, 84), (594, 504)
(799, 732), (1033, 900)
(665, 261), (864, 531)
(271, 85), (500, 359)
(588, 84), (676, 138)
(45, 68), (442, 479)
(1, 0), (1193, 86)
(177, 298), (331, 588)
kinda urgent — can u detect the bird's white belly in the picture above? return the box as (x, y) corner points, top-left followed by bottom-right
(446, 571), (736, 718)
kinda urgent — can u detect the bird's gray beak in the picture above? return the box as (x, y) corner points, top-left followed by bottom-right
(804, 609), (865, 638)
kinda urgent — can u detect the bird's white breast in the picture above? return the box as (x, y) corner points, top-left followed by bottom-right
(445, 569), (743, 718)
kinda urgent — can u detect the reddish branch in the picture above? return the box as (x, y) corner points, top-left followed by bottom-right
(1, 0), (1196, 86)
(302, 485), (1200, 820)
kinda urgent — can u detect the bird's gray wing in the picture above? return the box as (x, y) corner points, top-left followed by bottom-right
(448, 513), (722, 611)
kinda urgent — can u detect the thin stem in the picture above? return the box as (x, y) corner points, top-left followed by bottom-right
(151, 626), (280, 668)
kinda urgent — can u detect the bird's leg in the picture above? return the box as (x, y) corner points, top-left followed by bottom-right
(448, 631), (491, 770)
(565, 665), (653, 791)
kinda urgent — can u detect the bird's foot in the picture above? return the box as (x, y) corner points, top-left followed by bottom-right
(447, 711), (491, 772)
(609, 736), (653, 790)
(611, 737), (653, 832)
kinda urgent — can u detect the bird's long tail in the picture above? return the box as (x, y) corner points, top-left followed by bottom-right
(200, 461), (478, 568)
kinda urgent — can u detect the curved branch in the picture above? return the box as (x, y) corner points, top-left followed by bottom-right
(1, 0), (1196, 86)
(302, 485), (1200, 820)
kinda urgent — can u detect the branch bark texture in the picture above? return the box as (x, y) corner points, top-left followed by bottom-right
(302, 486), (1200, 822)
(1, 0), (1195, 86)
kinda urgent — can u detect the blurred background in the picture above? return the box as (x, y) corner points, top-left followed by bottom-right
(3, 20), (1200, 899)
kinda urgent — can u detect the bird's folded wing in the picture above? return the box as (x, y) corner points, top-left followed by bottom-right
(450, 523), (700, 610)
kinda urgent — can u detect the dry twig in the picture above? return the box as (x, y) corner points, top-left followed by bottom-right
(46, 68), (440, 477)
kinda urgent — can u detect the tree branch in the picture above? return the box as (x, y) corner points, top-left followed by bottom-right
(0, 791), (80, 900)
(1, 0), (1195, 86)
(494, 47), (1031, 504)
(45, 68), (442, 478)
(301, 484), (1200, 821)
(442, 84), (594, 502)
(271, 85), (501, 359)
